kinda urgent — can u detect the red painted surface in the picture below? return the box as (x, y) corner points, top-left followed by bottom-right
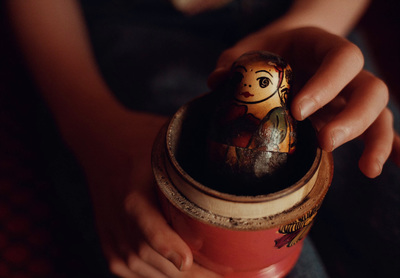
(159, 191), (303, 277)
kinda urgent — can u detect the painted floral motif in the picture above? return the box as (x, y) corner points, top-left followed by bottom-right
(274, 205), (320, 248)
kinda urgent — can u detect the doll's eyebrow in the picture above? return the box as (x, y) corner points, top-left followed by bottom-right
(255, 70), (273, 77)
(234, 65), (247, 72)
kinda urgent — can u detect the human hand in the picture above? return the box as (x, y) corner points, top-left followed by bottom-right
(208, 27), (399, 178)
(66, 109), (221, 277)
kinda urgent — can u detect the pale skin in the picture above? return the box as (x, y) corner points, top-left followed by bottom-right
(6, 0), (399, 277)
(232, 62), (282, 120)
(229, 61), (293, 152)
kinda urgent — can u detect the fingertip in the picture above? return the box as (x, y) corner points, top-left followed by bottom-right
(108, 256), (136, 278)
(160, 231), (193, 271)
(290, 98), (302, 121)
(165, 251), (192, 271)
(317, 127), (335, 152)
(180, 251), (194, 271)
(290, 104), (301, 122)
(357, 110), (394, 178)
(128, 193), (194, 272)
(155, 235), (193, 272)
(317, 137), (331, 153)
(358, 156), (383, 179)
(298, 98), (317, 121)
(168, 250), (193, 272)
(290, 94), (317, 121)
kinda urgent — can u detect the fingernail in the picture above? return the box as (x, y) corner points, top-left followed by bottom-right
(167, 252), (183, 271)
(298, 98), (316, 120)
(331, 129), (346, 151)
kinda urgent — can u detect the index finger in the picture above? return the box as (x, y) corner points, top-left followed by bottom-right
(290, 31), (364, 121)
(125, 191), (194, 272)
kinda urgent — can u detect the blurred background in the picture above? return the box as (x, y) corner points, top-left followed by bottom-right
(0, 0), (399, 277)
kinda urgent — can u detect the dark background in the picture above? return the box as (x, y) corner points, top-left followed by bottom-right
(0, 0), (399, 277)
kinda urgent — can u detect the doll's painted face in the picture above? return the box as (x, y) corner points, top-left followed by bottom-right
(231, 61), (281, 104)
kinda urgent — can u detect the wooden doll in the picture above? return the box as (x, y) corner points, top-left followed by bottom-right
(208, 51), (297, 182)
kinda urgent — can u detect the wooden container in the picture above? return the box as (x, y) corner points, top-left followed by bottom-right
(152, 94), (333, 278)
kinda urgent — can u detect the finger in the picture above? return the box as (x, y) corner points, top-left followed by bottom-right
(390, 131), (400, 167)
(126, 253), (168, 278)
(100, 224), (160, 278)
(138, 242), (224, 278)
(109, 253), (167, 278)
(137, 242), (184, 277)
(318, 71), (389, 151)
(109, 256), (139, 278)
(182, 263), (225, 278)
(99, 208), (170, 277)
(125, 192), (193, 271)
(309, 95), (347, 131)
(98, 214), (138, 277)
(291, 35), (364, 121)
(358, 108), (394, 178)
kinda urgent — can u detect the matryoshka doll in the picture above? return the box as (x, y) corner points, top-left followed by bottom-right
(208, 51), (297, 189)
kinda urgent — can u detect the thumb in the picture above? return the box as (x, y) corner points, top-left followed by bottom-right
(125, 191), (193, 271)
(207, 47), (245, 90)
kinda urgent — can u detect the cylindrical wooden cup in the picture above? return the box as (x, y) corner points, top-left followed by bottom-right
(152, 94), (333, 278)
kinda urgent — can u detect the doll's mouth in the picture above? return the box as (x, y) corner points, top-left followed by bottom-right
(240, 91), (254, 98)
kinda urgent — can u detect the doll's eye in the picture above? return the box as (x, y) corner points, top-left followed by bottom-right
(231, 72), (244, 85)
(257, 77), (270, 88)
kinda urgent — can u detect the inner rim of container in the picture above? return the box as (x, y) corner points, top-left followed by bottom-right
(166, 94), (321, 203)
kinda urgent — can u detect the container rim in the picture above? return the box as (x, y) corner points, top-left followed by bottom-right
(165, 95), (322, 204)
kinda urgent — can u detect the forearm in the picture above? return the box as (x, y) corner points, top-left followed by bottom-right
(264, 0), (370, 37)
(221, 0), (370, 63)
(7, 0), (125, 137)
